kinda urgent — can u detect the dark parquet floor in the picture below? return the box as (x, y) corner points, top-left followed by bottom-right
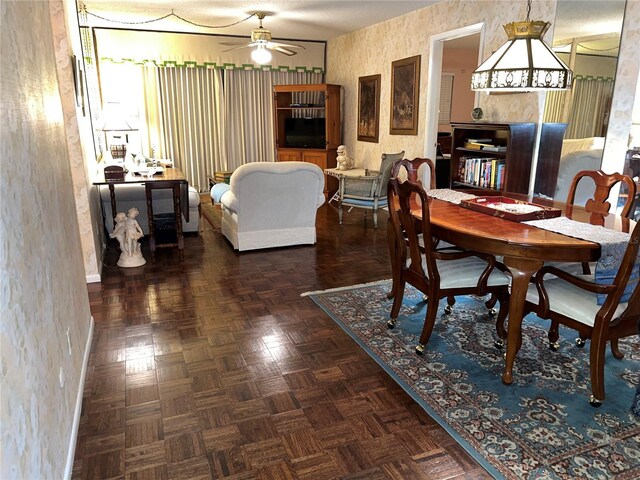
(74, 196), (490, 479)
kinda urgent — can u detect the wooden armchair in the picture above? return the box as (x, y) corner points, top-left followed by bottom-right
(548, 170), (636, 276)
(386, 177), (511, 354)
(524, 219), (640, 406)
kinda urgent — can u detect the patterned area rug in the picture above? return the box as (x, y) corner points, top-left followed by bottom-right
(200, 197), (221, 232)
(307, 281), (640, 479)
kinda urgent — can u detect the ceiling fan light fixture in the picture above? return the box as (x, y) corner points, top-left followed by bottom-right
(471, 0), (572, 92)
(251, 44), (272, 64)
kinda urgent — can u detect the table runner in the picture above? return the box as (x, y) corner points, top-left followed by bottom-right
(426, 188), (476, 205)
(524, 217), (637, 305)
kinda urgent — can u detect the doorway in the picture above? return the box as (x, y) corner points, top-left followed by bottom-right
(424, 24), (484, 187)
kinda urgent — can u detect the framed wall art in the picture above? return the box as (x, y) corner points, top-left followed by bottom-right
(357, 74), (381, 143)
(390, 55), (420, 135)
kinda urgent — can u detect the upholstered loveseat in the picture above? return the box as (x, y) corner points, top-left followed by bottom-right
(211, 161), (325, 251)
(99, 184), (201, 234)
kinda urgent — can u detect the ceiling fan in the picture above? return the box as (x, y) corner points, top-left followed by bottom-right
(220, 13), (304, 64)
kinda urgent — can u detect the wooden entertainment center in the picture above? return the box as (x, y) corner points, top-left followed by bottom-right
(273, 84), (341, 197)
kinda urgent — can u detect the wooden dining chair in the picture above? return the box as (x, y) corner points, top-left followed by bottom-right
(386, 177), (511, 354)
(387, 158), (452, 301)
(566, 169), (637, 220)
(524, 219), (640, 407)
(562, 170), (637, 272)
(391, 157), (436, 188)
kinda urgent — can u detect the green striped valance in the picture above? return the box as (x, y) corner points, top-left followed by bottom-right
(93, 28), (326, 74)
(99, 57), (324, 73)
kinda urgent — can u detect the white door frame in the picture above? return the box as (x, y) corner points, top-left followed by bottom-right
(423, 23), (485, 160)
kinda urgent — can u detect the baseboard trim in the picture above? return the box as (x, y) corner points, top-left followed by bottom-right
(86, 273), (101, 283)
(64, 316), (94, 480)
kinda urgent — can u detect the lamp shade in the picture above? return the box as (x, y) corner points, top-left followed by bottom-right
(471, 21), (572, 92)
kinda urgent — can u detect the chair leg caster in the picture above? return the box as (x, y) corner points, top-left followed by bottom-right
(444, 305), (453, 314)
(422, 294), (428, 302)
(549, 341), (560, 351)
(415, 344), (425, 355)
(575, 338), (586, 348)
(494, 338), (504, 349)
(589, 395), (602, 407)
(387, 318), (397, 329)
(488, 308), (497, 317)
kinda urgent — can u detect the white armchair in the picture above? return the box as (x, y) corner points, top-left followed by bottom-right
(211, 161), (325, 251)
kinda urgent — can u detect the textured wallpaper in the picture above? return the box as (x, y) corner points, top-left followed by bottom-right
(326, 0), (638, 181)
(50, 0), (104, 282)
(0, 1), (93, 478)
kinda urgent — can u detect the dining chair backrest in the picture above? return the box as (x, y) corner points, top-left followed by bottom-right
(606, 220), (640, 318)
(387, 177), (438, 282)
(391, 157), (436, 189)
(566, 169), (637, 219)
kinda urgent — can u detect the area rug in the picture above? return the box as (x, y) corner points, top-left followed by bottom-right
(307, 281), (640, 479)
(200, 198), (221, 232)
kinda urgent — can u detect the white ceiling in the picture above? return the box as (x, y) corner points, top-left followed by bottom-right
(81, 0), (625, 55)
(81, 1), (439, 41)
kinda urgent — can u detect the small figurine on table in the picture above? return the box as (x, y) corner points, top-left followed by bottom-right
(336, 145), (354, 171)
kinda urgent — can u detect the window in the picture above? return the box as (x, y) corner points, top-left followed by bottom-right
(439, 73), (454, 124)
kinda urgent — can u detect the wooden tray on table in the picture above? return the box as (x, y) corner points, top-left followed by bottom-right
(460, 196), (561, 222)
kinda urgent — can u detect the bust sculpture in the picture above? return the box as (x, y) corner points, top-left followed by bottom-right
(110, 207), (146, 267)
(336, 145), (354, 171)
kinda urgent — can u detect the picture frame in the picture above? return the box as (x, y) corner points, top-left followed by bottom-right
(390, 55), (420, 135)
(357, 74), (381, 143)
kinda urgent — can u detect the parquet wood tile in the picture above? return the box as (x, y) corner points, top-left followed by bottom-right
(75, 201), (491, 479)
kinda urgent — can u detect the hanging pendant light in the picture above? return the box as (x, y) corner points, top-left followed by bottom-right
(471, 0), (572, 92)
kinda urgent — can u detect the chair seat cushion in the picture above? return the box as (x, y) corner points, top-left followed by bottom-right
(342, 197), (388, 208)
(526, 275), (627, 327)
(412, 256), (510, 289)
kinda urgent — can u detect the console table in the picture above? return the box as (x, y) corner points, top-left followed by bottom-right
(94, 167), (189, 260)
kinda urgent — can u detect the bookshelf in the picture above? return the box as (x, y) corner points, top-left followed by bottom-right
(449, 122), (536, 195)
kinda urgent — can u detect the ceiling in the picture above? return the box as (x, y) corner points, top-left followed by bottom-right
(80, 0), (625, 55)
(80, 1), (439, 41)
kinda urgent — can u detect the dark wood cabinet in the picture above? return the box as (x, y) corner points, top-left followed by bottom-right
(533, 123), (568, 198)
(273, 84), (341, 197)
(449, 122), (536, 195)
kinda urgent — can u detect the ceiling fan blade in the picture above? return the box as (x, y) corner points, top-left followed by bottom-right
(220, 41), (247, 46)
(267, 41), (305, 50)
(271, 46), (298, 57)
(221, 44), (253, 53)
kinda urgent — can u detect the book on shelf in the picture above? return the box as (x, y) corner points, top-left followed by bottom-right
(467, 138), (493, 143)
(458, 156), (505, 188)
(481, 145), (507, 152)
(463, 142), (493, 150)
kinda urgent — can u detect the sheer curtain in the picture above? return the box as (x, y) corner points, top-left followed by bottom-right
(140, 67), (323, 191)
(566, 77), (614, 139)
(224, 70), (324, 168)
(141, 66), (226, 192)
(543, 77), (614, 139)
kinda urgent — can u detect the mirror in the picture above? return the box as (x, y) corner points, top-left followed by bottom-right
(540, 0), (626, 203)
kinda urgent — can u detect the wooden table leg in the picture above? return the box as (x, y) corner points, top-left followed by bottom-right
(501, 256), (543, 385)
(173, 183), (184, 261)
(108, 184), (117, 226)
(145, 183), (156, 257)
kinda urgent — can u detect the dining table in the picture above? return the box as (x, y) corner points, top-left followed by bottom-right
(388, 191), (632, 385)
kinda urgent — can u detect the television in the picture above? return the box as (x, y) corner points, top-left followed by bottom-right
(284, 117), (326, 148)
